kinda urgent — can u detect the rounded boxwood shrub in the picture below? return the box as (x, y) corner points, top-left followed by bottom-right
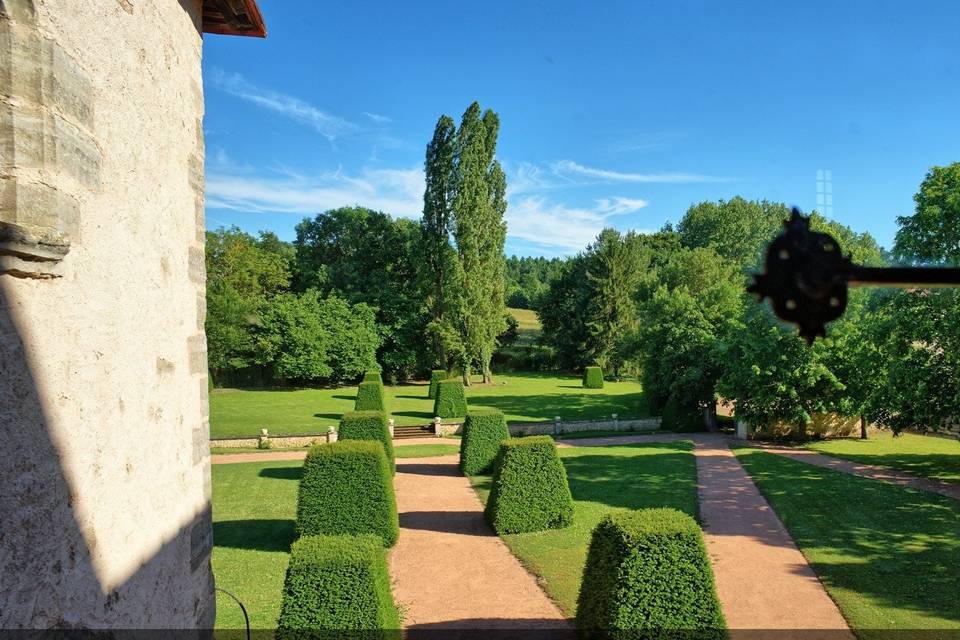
(277, 534), (400, 637)
(663, 394), (704, 433)
(355, 380), (387, 412)
(433, 379), (467, 419)
(576, 508), (725, 636)
(295, 440), (399, 546)
(363, 370), (383, 384)
(484, 436), (573, 534)
(338, 410), (395, 472)
(583, 366), (604, 389)
(428, 369), (447, 399)
(459, 409), (510, 476)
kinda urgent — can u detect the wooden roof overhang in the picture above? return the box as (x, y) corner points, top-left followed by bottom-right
(202, 0), (266, 38)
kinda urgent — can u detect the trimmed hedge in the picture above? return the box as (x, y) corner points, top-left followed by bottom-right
(576, 509), (725, 636)
(428, 369), (447, 399)
(433, 379), (467, 419)
(362, 370), (383, 384)
(663, 394), (704, 433)
(338, 411), (395, 472)
(277, 534), (400, 637)
(484, 436), (573, 534)
(295, 440), (399, 546)
(459, 410), (510, 476)
(355, 381), (387, 412)
(583, 366), (604, 389)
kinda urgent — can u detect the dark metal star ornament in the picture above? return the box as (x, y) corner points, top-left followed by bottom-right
(749, 208), (960, 344)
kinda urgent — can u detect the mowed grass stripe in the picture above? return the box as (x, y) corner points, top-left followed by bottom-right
(734, 447), (960, 634)
(806, 431), (960, 485)
(470, 441), (698, 616)
(210, 372), (648, 438)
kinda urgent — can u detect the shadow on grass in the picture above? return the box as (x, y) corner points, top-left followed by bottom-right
(395, 394), (430, 400)
(259, 466), (303, 480)
(393, 410), (435, 421)
(738, 450), (960, 626)
(560, 444), (698, 516)
(809, 450), (960, 484)
(212, 519), (295, 552)
(313, 412), (341, 421)
(332, 394), (355, 401)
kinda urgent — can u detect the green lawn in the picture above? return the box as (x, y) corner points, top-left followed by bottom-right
(508, 306), (541, 345)
(470, 441), (698, 615)
(735, 447), (960, 635)
(806, 431), (960, 484)
(210, 372), (647, 438)
(211, 459), (301, 629)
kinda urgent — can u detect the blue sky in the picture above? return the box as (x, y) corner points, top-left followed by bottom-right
(203, 1), (960, 257)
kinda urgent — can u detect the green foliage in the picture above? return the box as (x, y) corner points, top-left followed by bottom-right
(254, 290), (380, 386)
(428, 369), (447, 398)
(893, 162), (960, 265)
(363, 370), (383, 384)
(295, 441), (399, 546)
(338, 411), (395, 472)
(576, 509), (724, 635)
(355, 381), (387, 412)
(582, 366), (604, 389)
(505, 255), (565, 310)
(277, 534), (400, 636)
(678, 196), (790, 268)
(433, 379), (467, 419)
(484, 436), (573, 534)
(295, 206), (431, 381)
(662, 394), (704, 432)
(205, 227), (292, 383)
(459, 410), (510, 475)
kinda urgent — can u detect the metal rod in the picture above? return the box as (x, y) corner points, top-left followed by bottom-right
(848, 266), (960, 288)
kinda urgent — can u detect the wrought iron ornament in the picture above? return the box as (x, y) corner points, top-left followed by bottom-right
(749, 208), (960, 344)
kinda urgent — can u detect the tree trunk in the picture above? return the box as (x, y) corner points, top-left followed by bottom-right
(483, 360), (493, 385)
(796, 420), (808, 442)
(860, 414), (868, 440)
(462, 364), (470, 387)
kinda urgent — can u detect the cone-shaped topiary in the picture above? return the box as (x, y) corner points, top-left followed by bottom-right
(355, 380), (387, 412)
(339, 410), (394, 472)
(459, 410), (511, 475)
(485, 436), (573, 534)
(433, 379), (467, 419)
(277, 534), (400, 638)
(295, 440), (399, 546)
(428, 369), (447, 399)
(583, 365), (604, 389)
(363, 370), (383, 384)
(576, 509), (725, 636)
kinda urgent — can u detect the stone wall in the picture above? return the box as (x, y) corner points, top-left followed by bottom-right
(0, 0), (213, 628)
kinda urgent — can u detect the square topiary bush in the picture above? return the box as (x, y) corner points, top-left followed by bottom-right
(459, 409), (511, 476)
(575, 508), (725, 636)
(363, 370), (383, 384)
(428, 369), (447, 399)
(433, 379), (467, 419)
(295, 440), (399, 546)
(583, 365), (604, 389)
(484, 435), (573, 534)
(355, 380), (387, 412)
(338, 410), (395, 472)
(277, 534), (400, 638)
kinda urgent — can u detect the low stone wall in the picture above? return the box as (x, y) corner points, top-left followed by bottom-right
(435, 416), (661, 438)
(211, 432), (332, 449)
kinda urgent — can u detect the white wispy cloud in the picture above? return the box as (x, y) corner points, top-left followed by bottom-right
(363, 112), (392, 124)
(552, 159), (731, 184)
(209, 69), (358, 141)
(506, 195), (648, 252)
(206, 166), (424, 219)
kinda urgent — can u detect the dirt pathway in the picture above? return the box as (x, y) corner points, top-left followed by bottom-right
(749, 443), (960, 501)
(389, 455), (571, 637)
(559, 433), (852, 636)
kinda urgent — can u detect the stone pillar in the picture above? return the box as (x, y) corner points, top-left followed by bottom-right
(257, 428), (270, 449)
(736, 420), (749, 440)
(433, 416), (442, 436)
(327, 426), (338, 443)
(554, 416), (562, 436)
(612, 413), (619, 431)
(388, 418), (395, 438)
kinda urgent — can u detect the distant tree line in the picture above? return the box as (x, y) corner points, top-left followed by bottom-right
(206, 102), (510, 388)
(537, 164), (960, 435)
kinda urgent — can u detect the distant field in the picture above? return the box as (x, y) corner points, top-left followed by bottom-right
(210, 372), (647, 439)
(507, 306), (541, 345)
